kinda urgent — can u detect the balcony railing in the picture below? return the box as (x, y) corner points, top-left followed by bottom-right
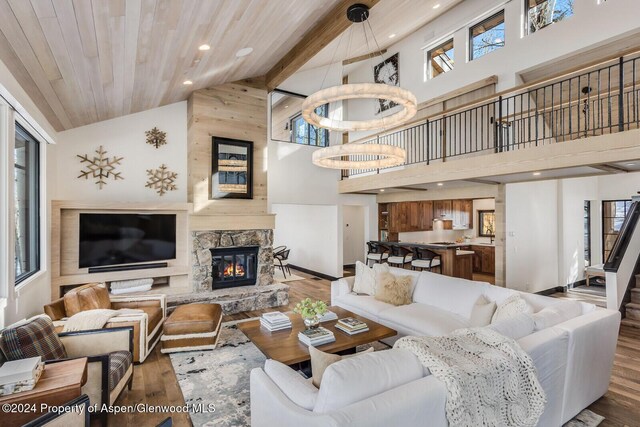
(344, 53), (640, 178)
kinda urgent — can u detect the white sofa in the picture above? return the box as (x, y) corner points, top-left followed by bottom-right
(250, 267), (620, 427)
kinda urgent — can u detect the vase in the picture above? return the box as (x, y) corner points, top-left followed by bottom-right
(304, 317), (320, 329)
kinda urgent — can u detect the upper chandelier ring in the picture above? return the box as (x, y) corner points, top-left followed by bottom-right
(301, 83), (417, 132)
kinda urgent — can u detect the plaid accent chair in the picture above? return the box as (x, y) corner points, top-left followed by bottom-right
(0, 315), (134, 426)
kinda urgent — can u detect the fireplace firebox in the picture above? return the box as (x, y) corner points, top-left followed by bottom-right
(209, 245), (260, 289)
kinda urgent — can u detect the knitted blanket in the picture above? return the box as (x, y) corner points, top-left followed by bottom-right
(394, 328), (546, 427)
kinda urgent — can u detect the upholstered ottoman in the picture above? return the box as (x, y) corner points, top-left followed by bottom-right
(160, 303), (223, 353)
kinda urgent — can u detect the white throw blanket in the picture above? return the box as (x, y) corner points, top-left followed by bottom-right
(62, 308), (144, 332)
(394, 328), (546, 427)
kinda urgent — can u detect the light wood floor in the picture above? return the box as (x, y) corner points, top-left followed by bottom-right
(111, 269), (640, 427)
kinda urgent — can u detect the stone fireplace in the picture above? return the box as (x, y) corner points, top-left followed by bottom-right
(186, 229), (289, 314)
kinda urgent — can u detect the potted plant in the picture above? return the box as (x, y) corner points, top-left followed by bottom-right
(293, 298), (328, 329)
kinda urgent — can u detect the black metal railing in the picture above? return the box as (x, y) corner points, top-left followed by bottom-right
(345, 53), (640, 178)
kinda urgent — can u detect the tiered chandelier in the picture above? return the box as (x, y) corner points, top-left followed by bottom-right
(304, 3), (417, 170)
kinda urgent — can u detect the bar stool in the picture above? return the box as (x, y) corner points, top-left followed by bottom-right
(366, 242), (389, 266)
(411, 247), (442, 273)
(387, 245), (413, 268)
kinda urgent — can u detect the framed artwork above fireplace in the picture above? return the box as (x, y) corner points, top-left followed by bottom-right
(211, 136), (253, 199)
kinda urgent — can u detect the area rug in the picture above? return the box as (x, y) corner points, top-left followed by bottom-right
(170, 320), (604, 427)
(273, 269), (305, 282)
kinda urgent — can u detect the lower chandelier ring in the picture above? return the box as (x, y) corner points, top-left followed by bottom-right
(301, 83), (417, 132)
(312, 144), (406, 170)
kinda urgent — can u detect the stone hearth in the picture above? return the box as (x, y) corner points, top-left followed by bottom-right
(188, 229), (289, 314)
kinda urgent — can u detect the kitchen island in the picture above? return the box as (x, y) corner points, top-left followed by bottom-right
(371, 241), (474, 280)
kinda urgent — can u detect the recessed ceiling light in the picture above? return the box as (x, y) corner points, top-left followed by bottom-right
(284, 105), (289, 109)
(236, 47), (253, 58)
(433, 3), (441, 9)
(380, 189), (385, 192)
(437, 182), (443, 186)
(532, 172), (541, 176)
(183, 80), (193, 85)
(388, 33), (396, 39)
(627, 163), (635, 166)
(198, 44), (210, 51)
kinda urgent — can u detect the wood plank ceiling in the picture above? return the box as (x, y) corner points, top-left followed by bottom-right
(0, 0), (344, 131)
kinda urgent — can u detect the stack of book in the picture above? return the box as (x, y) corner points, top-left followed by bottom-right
(298, 327), (335, 346)
(260, 312), (292, 331)
(335, 317), (369, 335)
(0, 356), (45, 396)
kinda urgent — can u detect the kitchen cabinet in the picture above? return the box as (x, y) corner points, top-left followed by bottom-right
(471, 245), (495, 275)
(418, 201), (433, 231)
(433, 200), (453, 220)
(452, 199), (473, 229)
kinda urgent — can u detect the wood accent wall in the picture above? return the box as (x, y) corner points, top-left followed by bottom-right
(187, 78), (274, 229)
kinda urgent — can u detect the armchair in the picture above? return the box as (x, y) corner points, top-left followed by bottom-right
(0, 315), (133, 426)
(44, 283), (166, 362)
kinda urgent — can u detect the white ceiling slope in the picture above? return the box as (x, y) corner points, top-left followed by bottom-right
(0, 0), (342, 131)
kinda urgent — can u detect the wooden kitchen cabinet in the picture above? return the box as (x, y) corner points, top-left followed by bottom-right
(471, 245), (495, 275)
(452, 199), (473, 229)
(418, 201), (433, 231)
(433, 200), (453, 220)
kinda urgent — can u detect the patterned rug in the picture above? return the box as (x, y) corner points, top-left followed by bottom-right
(170, 320), (604, 427)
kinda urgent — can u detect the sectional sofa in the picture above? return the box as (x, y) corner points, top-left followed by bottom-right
(250, 266), (620, 427)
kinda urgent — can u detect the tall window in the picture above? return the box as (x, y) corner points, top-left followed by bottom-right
(427, 39), (454, 80)
(526, 0), (574, 34)
(584, 201), (591, 266)
(469, 11), (505, 61)
(14, 123), (40, 285)
(289, 104), (329, 147)
(602, 199), (632, 262)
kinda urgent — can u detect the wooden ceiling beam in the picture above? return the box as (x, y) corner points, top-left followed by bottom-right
(265, 0), (379, 91)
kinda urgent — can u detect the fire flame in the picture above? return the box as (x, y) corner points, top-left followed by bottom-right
(223, 262), (245, 277)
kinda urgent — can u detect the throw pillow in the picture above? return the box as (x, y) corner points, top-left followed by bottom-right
(532, 301), (583, 331)
(264, 359), (319, 410)
(492, 294), (533, 324)
(374, 272), (413, 306)
(352, 261), (376, 295)
(488, 312), (535, 340)
(309, 345), (374, 388)
(469, 295), (497, 327)
(0, 315), (67, 361)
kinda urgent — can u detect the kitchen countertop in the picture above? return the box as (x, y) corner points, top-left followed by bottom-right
(374, 241), (495, 249)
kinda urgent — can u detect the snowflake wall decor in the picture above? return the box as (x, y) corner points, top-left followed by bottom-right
(145, 127), (167, 148)
(145, 164), (178, 196)
(77, 145), (124, 189)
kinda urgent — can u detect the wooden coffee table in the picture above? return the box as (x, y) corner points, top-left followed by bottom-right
(238, 306), (396, 366)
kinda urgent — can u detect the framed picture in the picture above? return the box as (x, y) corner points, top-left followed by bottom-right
(211, 137), (253, 199)
(478, 210), (496, 237)
(373, 53), (399, 114)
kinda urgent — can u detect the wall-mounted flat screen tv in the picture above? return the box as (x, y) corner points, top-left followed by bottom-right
(79, 213), (177, 268)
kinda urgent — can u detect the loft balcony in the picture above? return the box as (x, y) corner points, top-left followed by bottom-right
(339, 52), (640, 193)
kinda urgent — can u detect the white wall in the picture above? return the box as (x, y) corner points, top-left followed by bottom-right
(505, 180), (559, 293)
(272, 204), (341, 277)
(343, 205), (366, 265)
(55, 102), (187, 202)
(344, 0), (640, 141)
(268, 138), (377, 277)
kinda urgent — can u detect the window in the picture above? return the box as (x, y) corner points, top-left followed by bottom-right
(584, 201), (591, 266)
(289, 104), (329, 147)
(526, 0), (574, 34)
(602, 199), (632, 262)
(14, 123), (40, 284)
(427, 39), (454, 80)
(469, 11), (505, 61)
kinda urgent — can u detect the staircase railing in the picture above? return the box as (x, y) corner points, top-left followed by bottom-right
(345, 53), (640, 178)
